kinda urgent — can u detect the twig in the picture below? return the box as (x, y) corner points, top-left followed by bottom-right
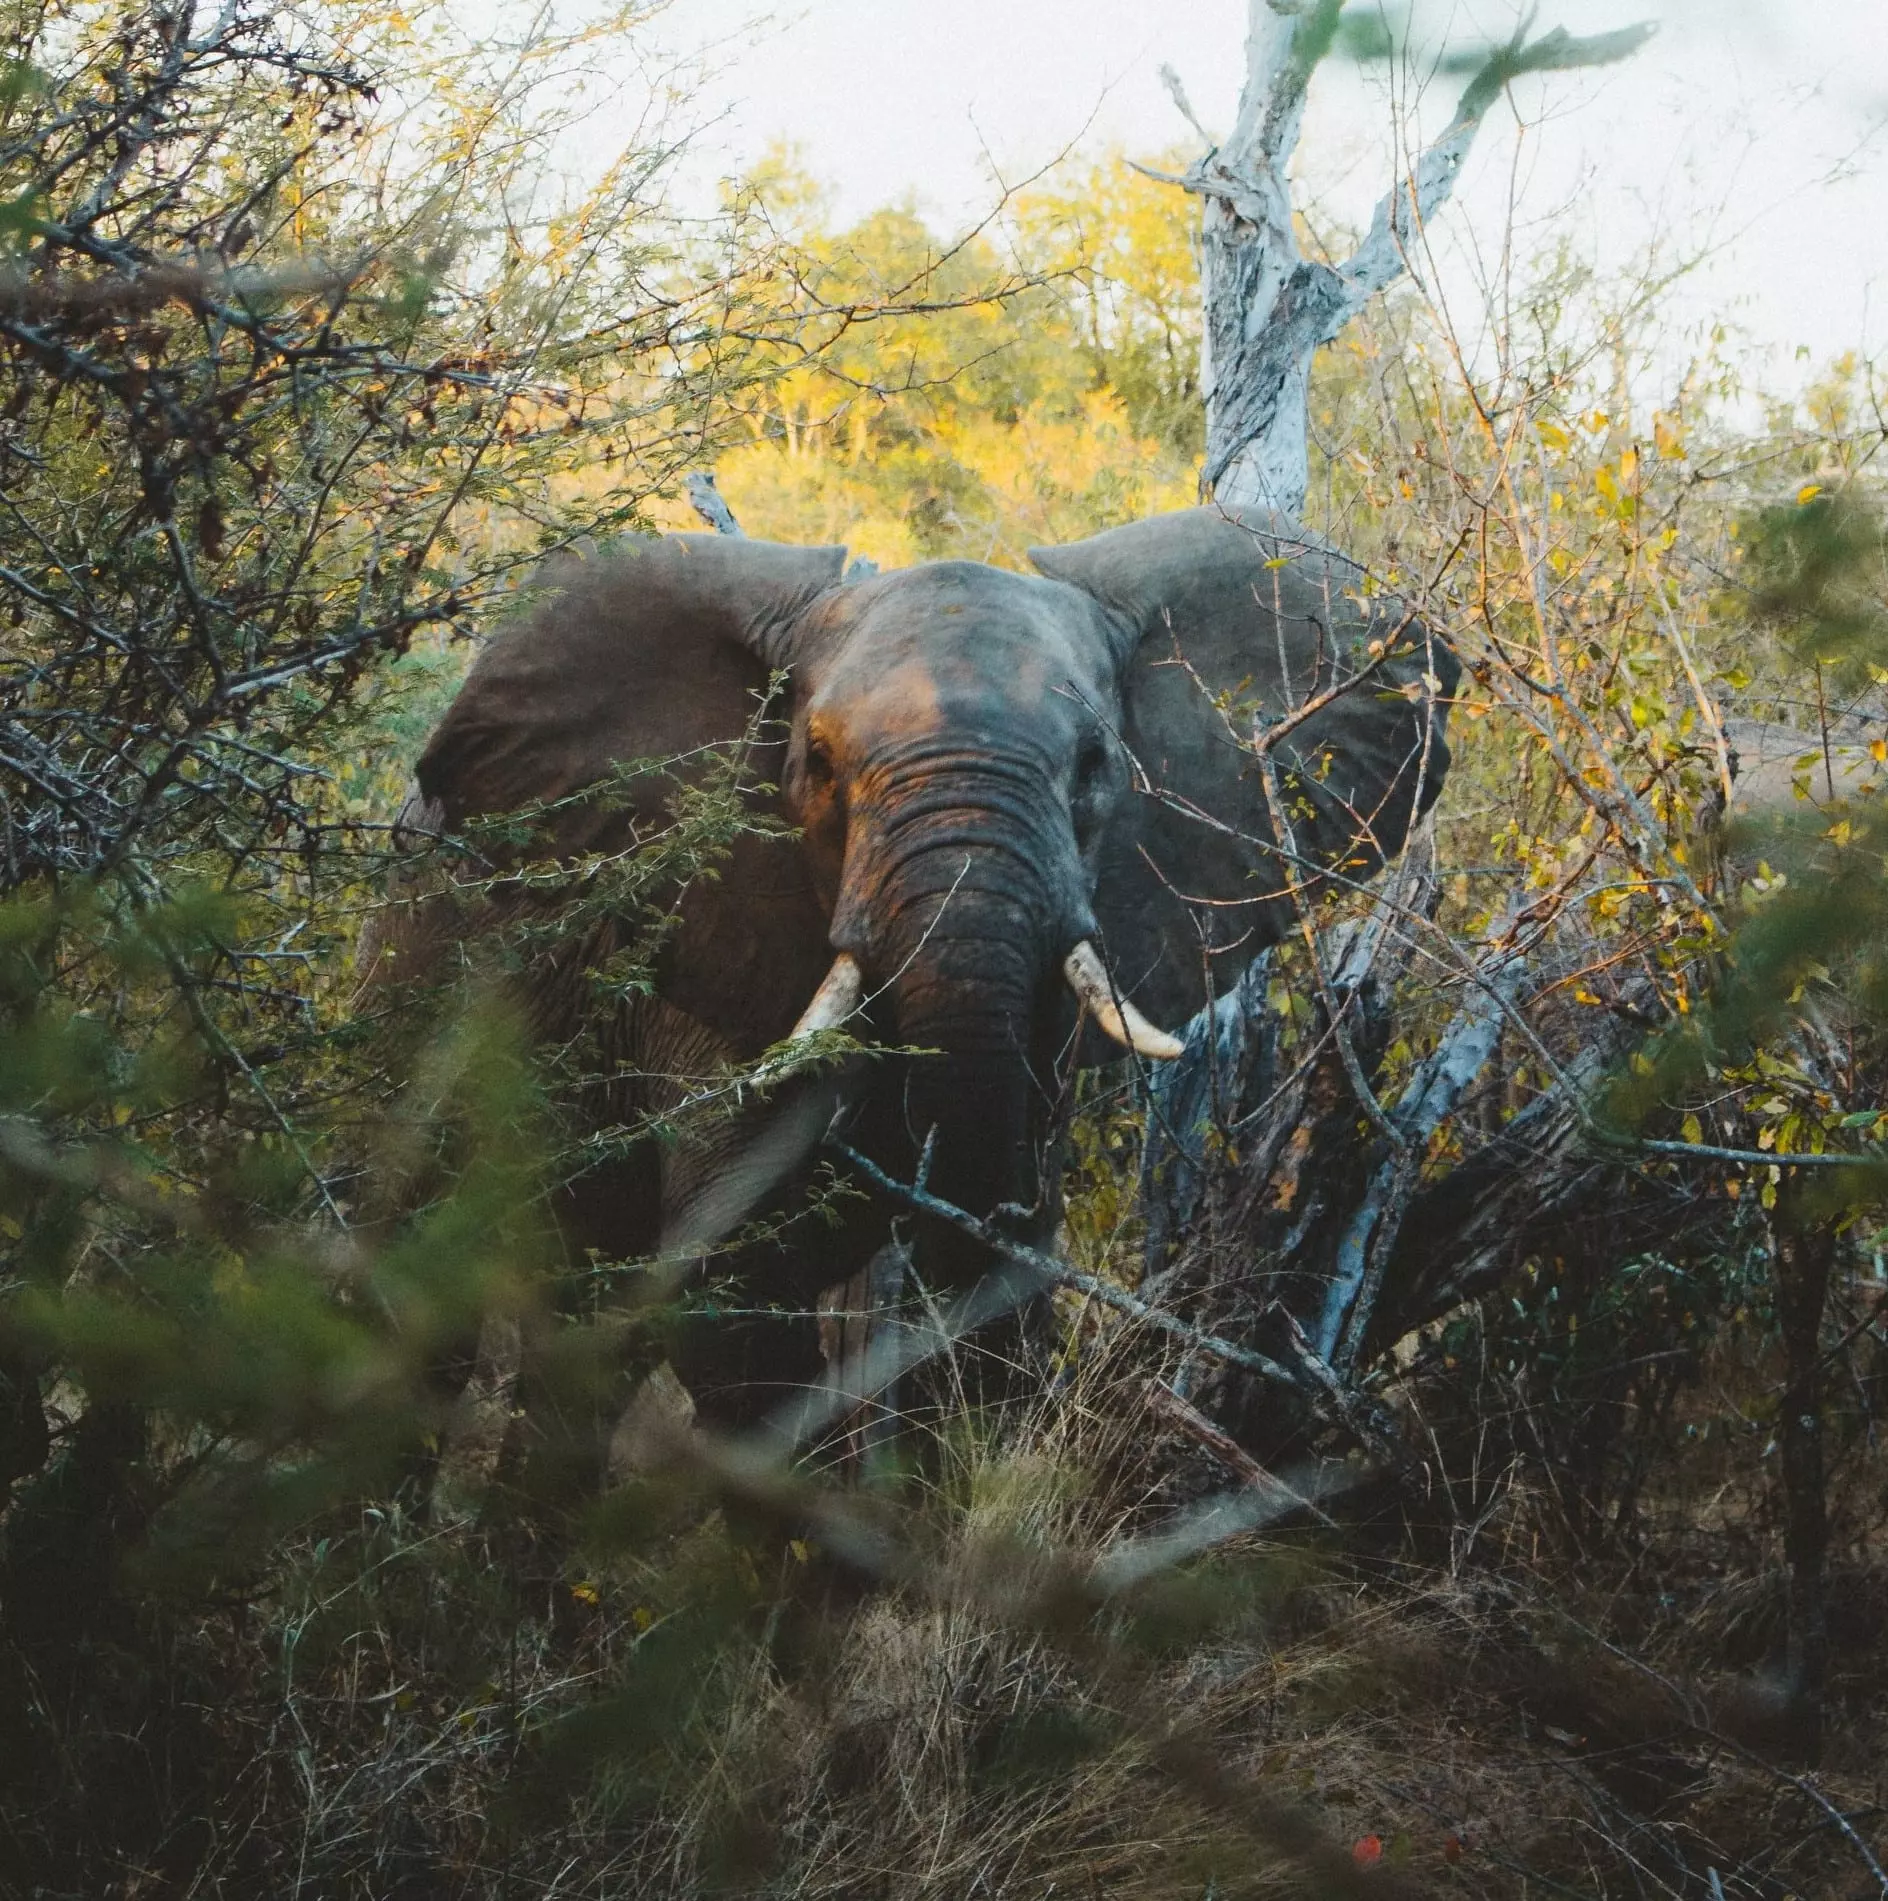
(1158, 63), (1214, 148)
(1143, 1380), (1339, 1528)
(1614, 1136), (1888, 1171)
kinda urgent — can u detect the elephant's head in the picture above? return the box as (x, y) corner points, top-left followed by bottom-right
(411, 508), (1458, 1273)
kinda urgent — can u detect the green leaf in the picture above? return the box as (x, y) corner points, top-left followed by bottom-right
(1451, 22), (1657, 124)
(0, 59), (49, 110)
(0, 187), (46, 248)
(1334, 8), (1401, 63)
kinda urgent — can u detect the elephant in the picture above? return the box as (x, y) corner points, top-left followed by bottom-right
(364, 505), (1459, 1466)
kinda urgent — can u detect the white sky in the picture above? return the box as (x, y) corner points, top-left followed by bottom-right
(638, 0), (1888, 395)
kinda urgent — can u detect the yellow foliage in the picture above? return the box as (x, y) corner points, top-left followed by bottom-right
(657, 151), (1201, 562)
(717, 387), (1194, 570)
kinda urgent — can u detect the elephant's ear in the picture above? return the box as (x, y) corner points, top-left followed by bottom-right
(416, 534), (847, 839)
(1030, 507), (1458, 1029)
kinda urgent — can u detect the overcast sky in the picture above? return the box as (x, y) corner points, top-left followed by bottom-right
(633, 0), (1887, 393)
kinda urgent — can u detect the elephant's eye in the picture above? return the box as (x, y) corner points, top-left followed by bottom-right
(1074, 734), (1108, 792)
(803, 736), (836, 791)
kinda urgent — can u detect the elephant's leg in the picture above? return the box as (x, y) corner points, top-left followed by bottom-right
(669, 1298), (830, 1441)
(651, 1017), (884, 1449)
(901, 1277), (1055, 1425)
(902, 1145), (1068, 1426)
(814, 1240), (911, 1481)
(496, 993), (850, 1516)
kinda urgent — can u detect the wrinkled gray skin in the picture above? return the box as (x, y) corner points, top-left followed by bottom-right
(374, 508), (1458, 1438)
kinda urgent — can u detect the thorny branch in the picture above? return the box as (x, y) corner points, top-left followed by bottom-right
(827, 1136), (1412, 1470)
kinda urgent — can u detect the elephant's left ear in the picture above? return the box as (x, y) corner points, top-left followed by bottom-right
(1030, 506), (1460, 1028)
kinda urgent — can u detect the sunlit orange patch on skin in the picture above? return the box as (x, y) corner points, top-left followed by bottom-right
(843, 636), (1063, 755)
(796, 575), (1123, 910)
(842, 656), (945, 743)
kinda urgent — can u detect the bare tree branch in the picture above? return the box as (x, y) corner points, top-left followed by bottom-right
(1173, 4), (1653, 514)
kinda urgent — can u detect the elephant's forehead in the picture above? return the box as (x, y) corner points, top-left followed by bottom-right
(816, 562), (1098, 716)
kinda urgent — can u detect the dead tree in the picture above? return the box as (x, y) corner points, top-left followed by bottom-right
(1156, 1), (1653, 514)
(1134, 3), (1680, 1471)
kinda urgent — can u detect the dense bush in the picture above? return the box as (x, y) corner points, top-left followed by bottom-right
(0, 12), (1885, 1895)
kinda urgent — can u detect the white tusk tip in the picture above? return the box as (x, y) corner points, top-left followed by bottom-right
(1062, 941), (1185, 1061)
(788, 952), (865, 1042)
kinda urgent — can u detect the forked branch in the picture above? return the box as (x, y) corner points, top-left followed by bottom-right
(1168, 3), (1652, 514)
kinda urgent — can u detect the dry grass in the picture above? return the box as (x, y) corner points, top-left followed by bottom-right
(30, 1291), (1866, 1901)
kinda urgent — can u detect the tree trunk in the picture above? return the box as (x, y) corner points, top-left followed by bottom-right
(1132, 1), (1657, 1463)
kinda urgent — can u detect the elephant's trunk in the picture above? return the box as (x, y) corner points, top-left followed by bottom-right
(892, 952), (1043, 1228)
(863, 842), (1064, 1250)
(823, 740), (1093, 1286)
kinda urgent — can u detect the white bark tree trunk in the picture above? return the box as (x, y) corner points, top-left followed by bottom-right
(1173, 2), (1653, 518)
(1142, 5), (1656, 1398)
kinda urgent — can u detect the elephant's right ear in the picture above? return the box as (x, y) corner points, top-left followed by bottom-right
(416, 534), (846, 830)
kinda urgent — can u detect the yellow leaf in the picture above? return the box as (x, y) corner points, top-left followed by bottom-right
(1681, 1113), (1703, 1146)
(1653, 412), (1685, 459)
(1868, 738), (1885, 764)
(570, 1581), (600, 1608)
(1797, 482), (1823, 505)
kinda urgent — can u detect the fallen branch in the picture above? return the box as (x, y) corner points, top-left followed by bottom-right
(828, 1137), (1408, 1468)
(1143, 1379), (1339, 1529)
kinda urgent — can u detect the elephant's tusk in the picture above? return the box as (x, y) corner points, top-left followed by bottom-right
(788, 952), (865, 1041)
(1063, 940), (1185, 1061)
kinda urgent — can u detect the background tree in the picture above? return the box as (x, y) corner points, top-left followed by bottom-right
(702, 151), (1199, 566)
